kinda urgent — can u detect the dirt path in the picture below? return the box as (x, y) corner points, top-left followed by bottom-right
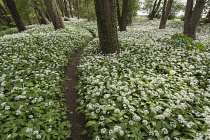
(64, 46), (90, 140)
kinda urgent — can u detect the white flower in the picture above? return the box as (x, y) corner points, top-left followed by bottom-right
(142, 120), (148, 126)
(169, 70), (176, 75)
(33, 130), (39, 135)
(36, 135), (41, 139)
(0, 93), (4, 97)
(26, 128), (33, 133)
(119, 130), (124, 136)
(109, 130), (114, 135)
(7, 134), (11, 139)
(162, 128), (168, 135)
(29, 115), (33, 119)
(47, 128), (52, 132)
(1, 102), (6, 106)
(113, 125), (122, 132)
(5, 106), (10, 110)
(95, 136), (100, 140)
(164, 136), (170, 140)
(101, 128), (106, 134)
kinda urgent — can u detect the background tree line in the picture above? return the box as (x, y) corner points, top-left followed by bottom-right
(0, 0), (209, 54)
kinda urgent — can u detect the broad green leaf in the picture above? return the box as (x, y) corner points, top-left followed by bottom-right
(85, 121), (97, 128)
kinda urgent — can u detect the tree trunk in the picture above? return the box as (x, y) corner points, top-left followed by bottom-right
(85, 0), (91, 20)
(183, 0), (205, 39)
(33, 2), (48, 25)
(149, 0), (162, 20)
(4, 0), (26, 32)
(57, 0), (65, 17)
(63, 0), (70, 18)
(94, 0), (120, 54)
(0, 3), (13, 27)
(204, 9), (210, 23)
(68, 0), (74, 18)
(77, 0), (81, 19)
(44, 0), (65, 30)
(116, 0), (121, 28)
(159, 0), (174, 29)
(148, 0), (158, 19)
(120, 0), (129, 31)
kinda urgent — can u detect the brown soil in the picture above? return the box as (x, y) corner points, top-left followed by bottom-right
(64, 46), (90, 140)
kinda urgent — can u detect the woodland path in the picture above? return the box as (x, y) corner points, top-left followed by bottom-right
(64, 46), (90, 140)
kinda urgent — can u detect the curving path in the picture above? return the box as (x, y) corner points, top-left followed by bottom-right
(64, 46), (90, 140)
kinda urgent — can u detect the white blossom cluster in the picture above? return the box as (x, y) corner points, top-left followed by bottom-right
(0, 20), (92, 139)
(77, 19), (210, 139)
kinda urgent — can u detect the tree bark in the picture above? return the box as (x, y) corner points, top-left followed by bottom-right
(183, 0), (206, 39)
(120, 0), (129, 31)
(94, 0), (120, 54)
(57, 0), (65, 17)
(149, 0), (162, 20)
(63, 0), (70, 18)
(33, 2), (48, 25)
(159, 0), (174, 29)
(44, 0), (65, 30)
(116, 0), (121, 28)
(4, 0), (26, 32)
(85, 0), (91, 20)
(77, 0), (81, 19)
(0, 3), (13, 27)
(68, 0), (74, 18)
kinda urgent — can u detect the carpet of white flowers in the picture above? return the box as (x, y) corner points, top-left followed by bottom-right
(77, 19), (210, 140)
(0, 20), (92, 140)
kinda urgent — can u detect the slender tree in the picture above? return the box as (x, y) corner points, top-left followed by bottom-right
(77, 0), (81, 19)
(33, 1), (48, 25)
(183, 0), (206, 39)
(4, 0), (26, 32)
(57, 0), (65, 17)
(68, 0), (74, 18)
(116, 0), (129, 31)
(0, 3), (13, 27)
(148, 0), (162, 20)
(44, 0), (65, 30)
(159, 0), (174, 29)
(94, 0), (120, 54)
(63, 0), (70, 18)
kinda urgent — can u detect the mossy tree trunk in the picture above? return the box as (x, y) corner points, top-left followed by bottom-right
(5, 0), (26, 32)
(159, 0), (174, 29)
(0, 3), (13, 27)
(44, 0), (65, 30)
(183, 0), (206, 39)
(94, 0), (120, 54)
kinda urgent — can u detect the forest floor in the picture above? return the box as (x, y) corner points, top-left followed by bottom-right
(64, 46), (90, 140)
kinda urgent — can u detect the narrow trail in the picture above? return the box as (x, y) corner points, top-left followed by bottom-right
(64, 46), (90, 140)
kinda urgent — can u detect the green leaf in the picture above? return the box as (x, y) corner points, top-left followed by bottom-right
(81, 130), (88, 135)
(183, 128), (196, 134)
(170, 130), (182, 138)
(11, 133), (18, 138)
(3, 127), (10, 133)
(85, 121), (97, 128)
(107, 106), (116, 110)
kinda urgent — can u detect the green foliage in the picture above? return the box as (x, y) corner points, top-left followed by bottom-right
(77, 19), (210, 140)
(170, 33), (206, 51)
(0, 21), (92, 139)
